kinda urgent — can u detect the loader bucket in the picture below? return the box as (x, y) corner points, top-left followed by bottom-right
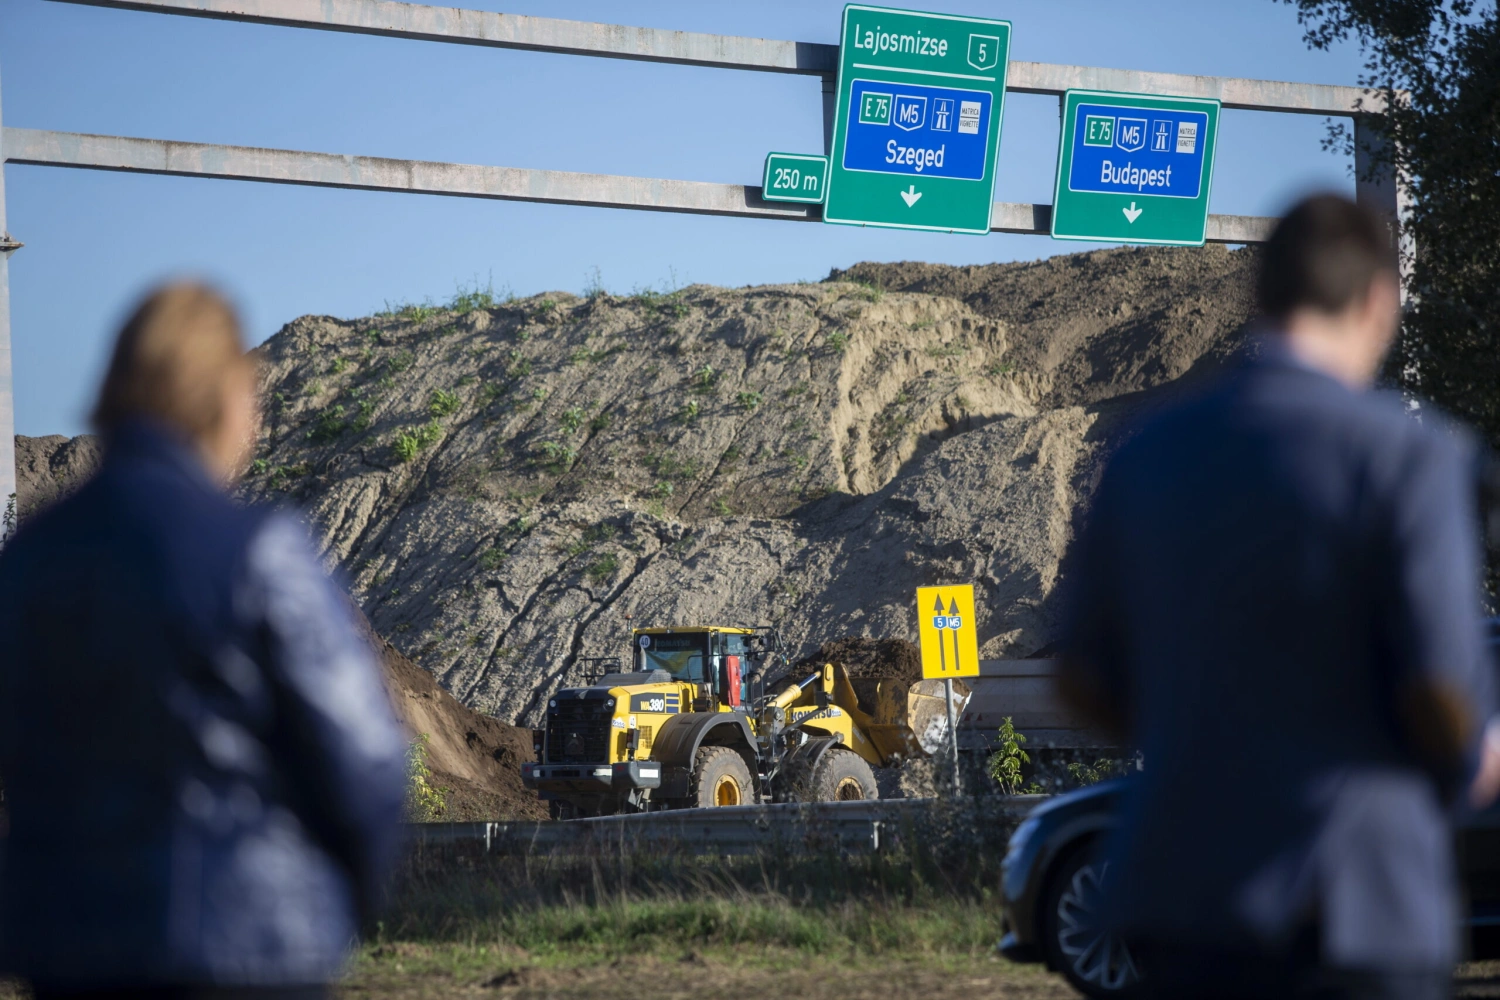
(860, 677), (971, 762)
(906, 678), (971, 756)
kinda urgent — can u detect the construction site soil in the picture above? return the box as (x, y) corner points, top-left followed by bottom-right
(13, 244), (1257, 813)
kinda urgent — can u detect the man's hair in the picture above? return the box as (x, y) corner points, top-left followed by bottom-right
(92, 283), (254, 440)
(1257, 193), (1396, 321)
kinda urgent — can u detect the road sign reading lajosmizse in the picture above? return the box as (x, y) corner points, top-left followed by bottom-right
(1051, 90), (1220, 246)
(824, 5), (1011, 235)
(916, 584), (980, 679)
(762, 152), (829, 204)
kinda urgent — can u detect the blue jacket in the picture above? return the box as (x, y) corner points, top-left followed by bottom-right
(1067, 350), (1494, 969)
(0, 422), (407, 988)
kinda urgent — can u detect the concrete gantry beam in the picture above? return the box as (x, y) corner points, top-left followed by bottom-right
(4, 127), (1278, 244)
(2, 128), (820, 222)
(50, 0), (1376, 114)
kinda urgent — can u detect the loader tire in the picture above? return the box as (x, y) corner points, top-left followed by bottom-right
(809, 748), (879, 802)
(689, 746), (754, 808)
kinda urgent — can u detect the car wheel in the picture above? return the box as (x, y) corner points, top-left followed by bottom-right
(1042, 848), (1140, 998)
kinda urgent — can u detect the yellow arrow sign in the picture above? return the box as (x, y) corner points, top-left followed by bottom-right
(916, 584), (980, 679)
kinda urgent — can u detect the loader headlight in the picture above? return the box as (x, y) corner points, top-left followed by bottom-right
(549, 699), (557, 709)
(606, 698), (616, 709)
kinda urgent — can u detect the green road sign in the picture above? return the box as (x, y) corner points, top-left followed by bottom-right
(1051, 89), (1221, 246)
(762, 152), (829, 204)
(823, 4), (1011, 235)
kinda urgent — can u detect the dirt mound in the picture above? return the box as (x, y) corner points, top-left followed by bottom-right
(14, 245), (1256, 729)
(797, 636), (922, 685)
(829, 244), (1255, 410)
(349, 605), (546, 821)
(14, 433), (102, 521)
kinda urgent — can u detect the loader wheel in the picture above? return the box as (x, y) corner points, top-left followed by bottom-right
(689, 746), (754, 808)
(809, 749), (879, 802)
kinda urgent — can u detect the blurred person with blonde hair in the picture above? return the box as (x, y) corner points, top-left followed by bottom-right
(0, 283), (407, 1000)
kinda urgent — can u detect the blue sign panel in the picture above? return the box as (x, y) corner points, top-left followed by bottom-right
(842, 78), (992, 181)
(1067, 102), (1209, 200)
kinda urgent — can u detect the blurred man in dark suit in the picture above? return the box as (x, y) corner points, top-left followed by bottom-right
(0, 284), (407, 999)
(1061, 194), (1499, 998)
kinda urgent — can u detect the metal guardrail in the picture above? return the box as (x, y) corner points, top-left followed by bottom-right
(407, 795), (1047, 856)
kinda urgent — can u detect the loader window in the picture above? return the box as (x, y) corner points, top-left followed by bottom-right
(636, 633), (709, 683)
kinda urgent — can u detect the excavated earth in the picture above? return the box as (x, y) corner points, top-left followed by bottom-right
(13, 245), (1258, 744)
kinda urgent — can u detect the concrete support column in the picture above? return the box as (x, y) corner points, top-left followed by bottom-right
(1354, 114), (1412, 300)
(821, 74), (836, 155)
(0, 62), (17, 540)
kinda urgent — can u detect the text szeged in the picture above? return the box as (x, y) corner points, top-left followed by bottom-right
(887, 140), (946, 172)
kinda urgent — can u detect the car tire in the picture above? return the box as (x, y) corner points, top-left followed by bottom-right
(689, 746), (754, 807)
(808, 748), (880, 802)
(1041, 846), (1141, 998)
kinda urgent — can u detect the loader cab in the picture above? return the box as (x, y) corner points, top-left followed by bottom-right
(632, 628), (758, 710)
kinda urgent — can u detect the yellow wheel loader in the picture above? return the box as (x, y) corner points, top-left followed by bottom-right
(520, 626), (968, 817)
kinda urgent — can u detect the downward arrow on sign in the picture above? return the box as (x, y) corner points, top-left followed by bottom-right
(1123, 201), (1143, 223)
(900, 185), (923, 207)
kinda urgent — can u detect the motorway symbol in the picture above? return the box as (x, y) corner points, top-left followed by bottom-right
(1051, 89), (1220, 246)
(761, 152), (829, 204)
(824, 5), (1011, 235)
(916, 584), (980, 679)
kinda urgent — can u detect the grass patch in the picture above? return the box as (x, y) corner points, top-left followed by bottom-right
(449, 277), (501, 314)
(375, 800), (1021, 972)
(585, 552), (620, 582)
(428, 388), (461, 418)
(393, 420), (443, 463)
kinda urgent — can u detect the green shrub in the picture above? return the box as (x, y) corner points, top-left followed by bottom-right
(559, 407), (586, 435)
(987, 717), (1031, 795)
(536, 441), (578, 472)
(827, 330), (850, 353)
(477, 548), (506, 570)
(449, 278), (497, 314)
(692, 365), (719, 394)
(405, 734), (449, 821)
(676, 400), (700, 424)
(585, 552), (620, 582)
(589, 412), (612, 433)
(307, 405), (347, 443)
(428, 388), (461, 418)
(388, 351), (416, 374)
(392, 420), (443, 463)
(735, 390), (762, 411)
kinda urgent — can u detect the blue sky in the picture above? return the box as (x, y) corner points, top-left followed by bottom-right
(2, 0), (1365, 436)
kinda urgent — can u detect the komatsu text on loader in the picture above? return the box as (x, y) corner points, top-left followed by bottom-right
(521, 625), (968, 817)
